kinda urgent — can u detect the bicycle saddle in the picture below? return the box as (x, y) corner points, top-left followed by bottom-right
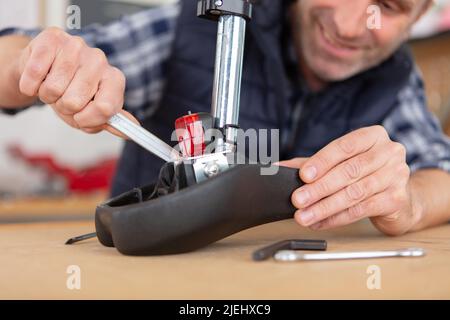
(95, 163), (302, 255)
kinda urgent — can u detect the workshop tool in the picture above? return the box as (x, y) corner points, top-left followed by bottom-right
(108, 113), (181, 163)
(86, 0), (309, 256)
(274, 248), (426, 262)
(107, 0), (252, 182)
(175, 112), (214, 157)
(66, 233), (97, 245)
(199, 0), (250, 151)
(169, 0), (253, 183)
(252, 239), (328, 261)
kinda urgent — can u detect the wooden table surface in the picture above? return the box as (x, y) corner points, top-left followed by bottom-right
(0, 194), (106, 223)
(1, 219), (449, 299)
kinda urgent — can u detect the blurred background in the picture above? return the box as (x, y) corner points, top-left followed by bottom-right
(0, 0), (449, 223)
(0, 0), (175, 222)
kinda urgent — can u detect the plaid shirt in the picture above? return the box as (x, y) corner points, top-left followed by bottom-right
(1, 4), (450, 173)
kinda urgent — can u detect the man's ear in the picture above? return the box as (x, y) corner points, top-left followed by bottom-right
(413, 0), (434, 23)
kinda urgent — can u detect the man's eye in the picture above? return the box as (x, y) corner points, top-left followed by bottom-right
(378, 0), (401, 13)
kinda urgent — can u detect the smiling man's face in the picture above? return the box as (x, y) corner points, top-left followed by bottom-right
(290, 0), (431, 88)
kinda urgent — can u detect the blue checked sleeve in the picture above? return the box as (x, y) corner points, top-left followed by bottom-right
(0, 4), (180, 121)
(383, 67), (450, 174)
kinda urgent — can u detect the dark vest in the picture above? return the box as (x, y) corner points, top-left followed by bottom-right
(110, 0), (413, 197)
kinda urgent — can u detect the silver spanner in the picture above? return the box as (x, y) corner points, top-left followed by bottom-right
(108, 113), (181, 163)
(274, 247), (426, 262)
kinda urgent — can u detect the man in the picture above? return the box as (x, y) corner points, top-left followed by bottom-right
(0, 0), (449, 236)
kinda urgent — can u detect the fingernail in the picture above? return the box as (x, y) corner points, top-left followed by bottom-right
(303, 166), (317, 181)
(299, 210), (315, 226)
(295, 189), (310, 207)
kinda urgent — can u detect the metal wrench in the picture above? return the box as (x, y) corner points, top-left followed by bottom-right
(274, 247), (426, 262)
(108, 113), (181, 163)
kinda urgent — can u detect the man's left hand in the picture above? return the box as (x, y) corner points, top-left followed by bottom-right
(280, 125), (421, 235)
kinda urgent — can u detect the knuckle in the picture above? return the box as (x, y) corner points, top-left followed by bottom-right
(347, 203), (365, 220)
(402, 164), (411, 178)
(389, 190), (408, 207)
(371, 125), (389, 139)
(27, 63), (45, 80)
(60, 96), (83, 114)
(352, 127), (370, 143)
(40, 82), (65, 101)
(42, 27), (65, 43)
(58, 60), (77, 75)
(313, 181), (330, 198)
(46, 26), (63, 34)
(395, 163), (410, 181)
(362, 150), (376, 166)
(366, 200), (383, 215)
(366, 174), (380, 193)
(345, 182), (366, 202)
(337, 137), (355, 155)
(112, 67), (126, 84)
(75, 80), (95, 101)
(95, 101), (115, 118)
(392, 142), (407, 158)
(343, 158), (361, 180)
(321, 216), (335, 229)
(70, 36), (86, 50)
(315, 200), (330, 219)
(78, 77), (93, 91)
(91, 48), (107, 66)
(314, 154), (330, 172)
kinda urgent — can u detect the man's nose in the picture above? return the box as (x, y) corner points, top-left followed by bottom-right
(334, 0), (370, 40)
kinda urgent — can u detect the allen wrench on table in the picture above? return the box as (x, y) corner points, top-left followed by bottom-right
(274, 247), (426, 262)
(65, 233), (97, 245)
(252, 239), (328, 261)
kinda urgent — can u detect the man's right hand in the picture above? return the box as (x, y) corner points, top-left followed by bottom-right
(16, 27), (137, 135)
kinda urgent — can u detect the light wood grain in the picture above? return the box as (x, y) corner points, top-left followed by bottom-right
(0, 219), (449, 299)
(0, 194), (106, 223)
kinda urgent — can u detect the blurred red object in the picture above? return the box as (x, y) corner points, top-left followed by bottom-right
(7, 145), (117, 194)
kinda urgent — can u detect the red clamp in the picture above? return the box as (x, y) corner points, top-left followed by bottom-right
(175, 112), (213, 157)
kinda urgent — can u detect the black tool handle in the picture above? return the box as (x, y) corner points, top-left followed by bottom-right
(252, 239), (328, 261)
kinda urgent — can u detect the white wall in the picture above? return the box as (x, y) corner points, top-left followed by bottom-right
(0, 0), (40, 28)
(412, 0), (450, 38)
